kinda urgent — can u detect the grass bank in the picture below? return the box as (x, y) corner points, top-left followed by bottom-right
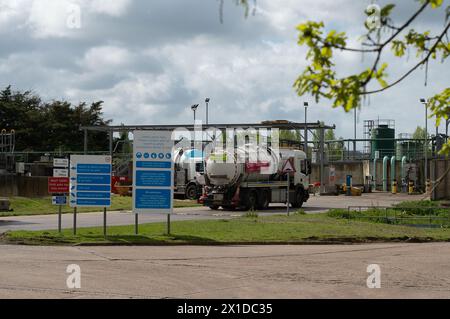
(0, 196), (200, 217)
(2, 213), (450, 246)
(328, 200), (450, 227)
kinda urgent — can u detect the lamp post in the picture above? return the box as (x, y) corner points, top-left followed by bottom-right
(190, 104), (200, 163)
(191, 104), (199, 123)
(446, 118), (449, 142)
(354, 107), (357, 156)
(205, 98), (210, 126)
(420, 98), (428, 190)
(304, 102), (308, 155)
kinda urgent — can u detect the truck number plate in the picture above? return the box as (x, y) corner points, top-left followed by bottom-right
(214, 194), (224, 201)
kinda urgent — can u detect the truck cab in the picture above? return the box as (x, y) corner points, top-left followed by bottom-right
(174, 149), (205, 200)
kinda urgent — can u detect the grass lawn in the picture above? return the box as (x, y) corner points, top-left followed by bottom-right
(0, 196), (200, 217)
(328, 200), (450, 227)
(2, 213), (450, 246)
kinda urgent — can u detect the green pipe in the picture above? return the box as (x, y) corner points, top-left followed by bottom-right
(401, 156), (407, 180)
(401, 156), (407, 192)
(390, 156), (396, 188)
(383, 156), (389, 192)
(373, 157), (378, 190)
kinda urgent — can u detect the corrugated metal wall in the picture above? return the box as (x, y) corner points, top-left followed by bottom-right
(0, 176), (49, 197)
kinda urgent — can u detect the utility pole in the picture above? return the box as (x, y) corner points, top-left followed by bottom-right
(304, 102), (308, 155)
(354, 107), (357, 157)
(446, 119), (449, 143)
(205, 98), (210, 126)
(191, 104), (198, 123)
(420, 98), (428, 190)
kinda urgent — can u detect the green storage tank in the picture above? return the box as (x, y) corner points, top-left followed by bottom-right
(371, 125), (395, 159)
(396, 140), (423, 160)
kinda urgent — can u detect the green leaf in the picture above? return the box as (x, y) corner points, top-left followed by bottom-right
(381, 4), (395, 17)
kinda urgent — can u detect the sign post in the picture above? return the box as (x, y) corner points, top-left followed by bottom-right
(49, 159), (70, 233)
(132, 131), (174, 235)
(282, 159), (296, 217)
(58, 205), (62, 233)
(69, 155), (112, 236)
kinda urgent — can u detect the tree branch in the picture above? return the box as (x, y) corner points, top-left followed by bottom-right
(363, 21), (450, 95)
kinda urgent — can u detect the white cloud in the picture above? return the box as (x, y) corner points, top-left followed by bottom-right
(87, 0), (131, 17)
(65, 73), (175, 123)
(0, 0), (448, 140)
(27, 0), (73, 38)
(0, 0), (27, 28)
(0, 0), (132, 38)
(80, 45), (131, 70)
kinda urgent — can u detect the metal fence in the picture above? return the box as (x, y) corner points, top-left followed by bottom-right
(345, 205), (450, 227)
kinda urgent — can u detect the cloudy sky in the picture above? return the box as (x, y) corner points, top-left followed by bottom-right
(0, 0), (448, 139)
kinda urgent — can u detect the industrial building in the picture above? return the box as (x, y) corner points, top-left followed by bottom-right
(1, 117), (449, 202)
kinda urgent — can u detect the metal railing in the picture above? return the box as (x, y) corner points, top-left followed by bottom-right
(345, 205), (450, 227)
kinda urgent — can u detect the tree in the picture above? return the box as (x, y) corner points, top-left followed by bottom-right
(412, 126), (428, 140)
(293, 0), (449, 154)
(0, 86), (110, 152)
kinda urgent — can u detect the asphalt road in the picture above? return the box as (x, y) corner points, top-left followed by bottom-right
(1, 243), (449, 298)
(0, 193), (416, 233)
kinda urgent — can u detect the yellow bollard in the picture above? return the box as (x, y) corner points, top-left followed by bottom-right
(391, 180), (397, 194)
(408, 181), (414, 195)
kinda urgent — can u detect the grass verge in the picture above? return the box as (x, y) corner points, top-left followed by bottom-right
(328, 201), (450, 227)
(2, 213), (450, 246)
(0, 196), (200, 217)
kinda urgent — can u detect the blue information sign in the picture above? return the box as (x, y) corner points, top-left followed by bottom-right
(52, 196), (67, 206)
(132, 131), (174, 214)
(69, 155), (112, 208)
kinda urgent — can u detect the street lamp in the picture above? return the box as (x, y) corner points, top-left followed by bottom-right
(191, 104), (199, 123)
(205, 98), (210, 126)
(420, 98), (428, 190)
(446, 118), (449, 141)
(304, 102), (308, 155)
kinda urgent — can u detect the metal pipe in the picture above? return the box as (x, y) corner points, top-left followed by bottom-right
(423, 100), (428, 186)
(383, 156), (389, 192)
(353, 107), (357, 154)
(304, 102), (308, 156)
(319, 125), (325, 194)
(401, 156), (407, 192)
(373, 157), (378, 190)
(390, 156), (396, 190)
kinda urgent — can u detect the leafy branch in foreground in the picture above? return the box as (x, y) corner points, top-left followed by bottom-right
(294, 0), (449, 154)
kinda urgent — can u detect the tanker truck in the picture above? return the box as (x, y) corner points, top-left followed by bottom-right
(173, 148), (205, 200)
(200, 145), (311, 210)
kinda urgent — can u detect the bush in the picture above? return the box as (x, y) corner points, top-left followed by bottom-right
(393, 200), (448, 216)
(244, 210), (259, 218)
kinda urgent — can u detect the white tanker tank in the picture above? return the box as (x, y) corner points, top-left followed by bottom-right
(205, 145), (281, 186)
(202, 145), (311, 210)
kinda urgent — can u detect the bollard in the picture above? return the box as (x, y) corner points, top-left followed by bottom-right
(391, 180), (397, 194)
(401, 178), (407, 193)
(425, 179), (431, 194)
(408, 181), (414, 195)
(346, 175), (352, 196)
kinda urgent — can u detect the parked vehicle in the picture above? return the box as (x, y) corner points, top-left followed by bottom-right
(200, 145), (311, 210)
(174, 148), (205, 200)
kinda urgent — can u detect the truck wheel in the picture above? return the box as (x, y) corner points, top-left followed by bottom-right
(257, 190), (270, 210)
(185, 184), (198, 200)
(246, 190), (258, 211)
(292, 188), (304, 208)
